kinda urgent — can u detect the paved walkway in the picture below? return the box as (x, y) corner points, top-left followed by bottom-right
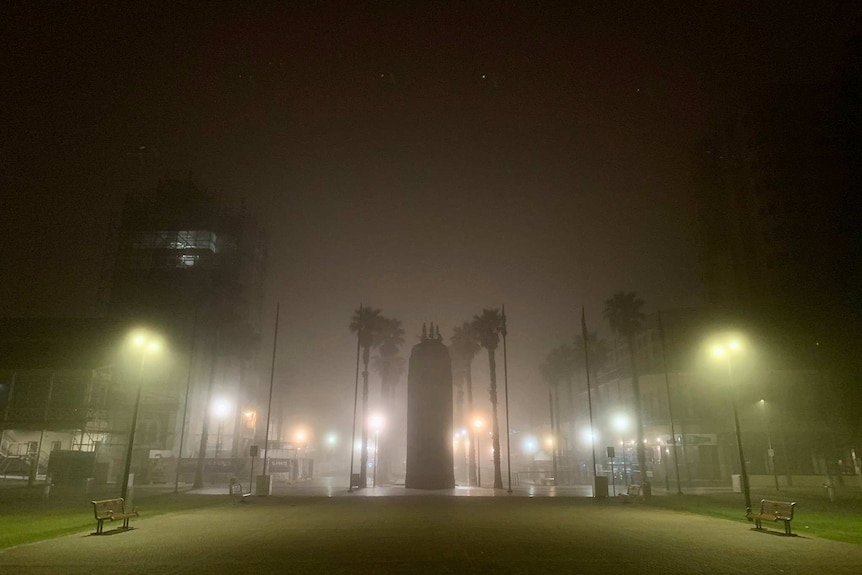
(2, 478), (860, 574)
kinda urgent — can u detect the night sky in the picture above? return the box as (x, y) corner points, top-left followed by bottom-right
(3, 3), (859, 432)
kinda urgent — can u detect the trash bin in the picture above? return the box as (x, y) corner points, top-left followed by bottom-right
(255, 474), (272, 496)
(350, 473), (362, 489)
(593, 475), (609, 497)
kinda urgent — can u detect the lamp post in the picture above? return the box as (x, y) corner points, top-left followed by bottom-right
(473, 418), (484, 488)
(295, 430), (307, 480)
(546, 435), (556, 480)
(612, 413), (631, 487)
(121, 330), (162, 502)
(212, 399), (231, 459)
(713, 340), (752, 516)
(759, 400), (780, 491)
(370, 414), (384, 487)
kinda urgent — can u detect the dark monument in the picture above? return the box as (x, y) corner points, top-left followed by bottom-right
(405, 323), (456, 489)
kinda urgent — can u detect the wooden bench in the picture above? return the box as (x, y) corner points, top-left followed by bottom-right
(91, 498), (139, 534)
(229, 482), (251, 502)
(747, 499), (796, 535)
(620, 484), (642, 501)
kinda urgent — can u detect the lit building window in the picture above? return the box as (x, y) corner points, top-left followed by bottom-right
(133, 231), (219, 253)
(177, 254), (198, 268)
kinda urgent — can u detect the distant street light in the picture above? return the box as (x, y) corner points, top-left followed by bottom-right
(473, 418), (484, 487)
(295, 429), (308, 479)
(759, 400), (780, 491)
(370, 415), (384, 487)
(121, 330), (162, 502)
(212, 398), (232, 459)
(713, 338), (752, 516)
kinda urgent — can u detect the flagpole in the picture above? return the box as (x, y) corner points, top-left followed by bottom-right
(547, 384), (558, 484)
(502, 305), (512, 493)
(348, 304), (363, 493)
(262, 302), (280, 478)
(581, 307), (599, 495)
(658, 311), (683, 494)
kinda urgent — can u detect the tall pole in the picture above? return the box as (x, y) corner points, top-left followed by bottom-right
(727, 356), (752, 516)
(548, 385), (557, 484)
(501, 305), (512, 493)
(658, 311), (683, 494)
(174, 306), (199, 493)
(761, 400), (780, 491)
(193, 328), (219, 489)
(581, 308), (598, 494)
(476, 431), (481, 487)
(373, 430), (379, 487)
(348, 304), (362, 492)
(121, 353), (146, 501)
(262, 303), (280, 476)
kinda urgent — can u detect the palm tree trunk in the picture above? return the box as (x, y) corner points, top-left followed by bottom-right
(359, 347), (370, 488)
(628, 335), (648, 496)
(466, 364), (477, 486)
(487, 349), (504, 489)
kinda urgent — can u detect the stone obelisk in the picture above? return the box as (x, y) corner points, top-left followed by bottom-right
(405, 323), (455, 489)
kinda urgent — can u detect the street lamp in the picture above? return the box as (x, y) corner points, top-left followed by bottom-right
(121, 330), (162, 502)
(295, 429), (307, 479)
(473, 418), (484, 487)
(759, 400), (780, 491)
(370, 414), (384, 487)
(212, 398), (232, 459)
(612, 413), (631, 486)
(713, 338), (752, 516)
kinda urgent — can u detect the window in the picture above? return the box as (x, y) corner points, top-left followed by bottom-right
(133, 231), (218, 253)
(177, 254), (199, 268)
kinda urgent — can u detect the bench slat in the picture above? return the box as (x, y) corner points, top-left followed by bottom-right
(91, 498), (139, 534)
(747, 499), (796, 536)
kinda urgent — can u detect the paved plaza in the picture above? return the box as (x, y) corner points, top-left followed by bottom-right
(1, 477), (860, 574)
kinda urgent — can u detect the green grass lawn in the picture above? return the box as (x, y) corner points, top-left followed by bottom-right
(0, 490), (230, 549)
(645, 488), (862, 545)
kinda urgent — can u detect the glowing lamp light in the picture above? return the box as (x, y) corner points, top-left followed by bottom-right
(212, 398), (231, 419)
(369, 414), (385, 432)
(612, 413), (630, 432)
(582, 429), (598, 445)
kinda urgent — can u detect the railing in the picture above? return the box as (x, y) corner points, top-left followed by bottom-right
(1, 406), (109, 424)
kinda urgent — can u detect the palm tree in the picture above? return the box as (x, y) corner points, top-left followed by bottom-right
(349, 306), (383, 488)
(604, 291), (647, 494)
(471, 308), (504, 489)
(450, 322), (481, 485)
(539, 360), (562, 483)
(371, 316), (404, 485)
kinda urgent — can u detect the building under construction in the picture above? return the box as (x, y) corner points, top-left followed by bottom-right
(1, 178), (268, 488)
